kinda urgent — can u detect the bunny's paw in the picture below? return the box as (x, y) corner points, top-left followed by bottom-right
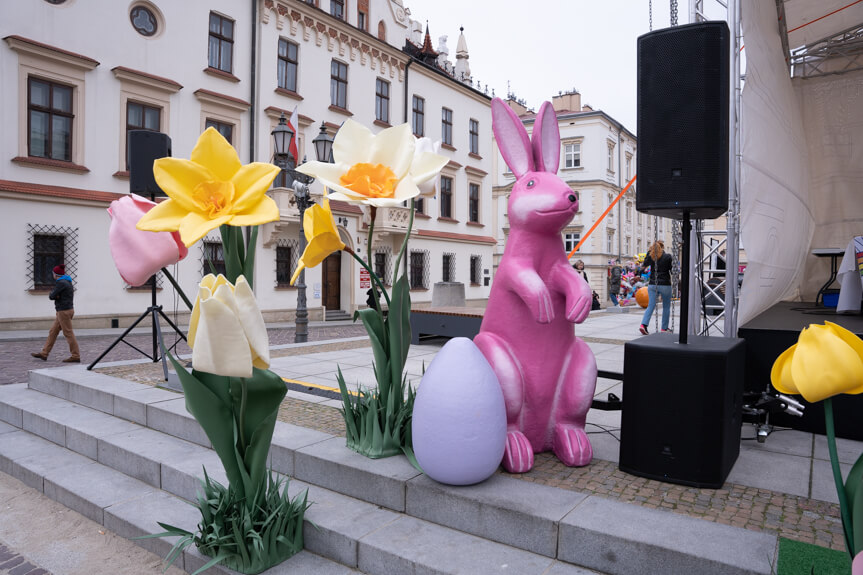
(553, 424), (593, 467)
(566, 295), (592, 323)
(502, 430), (535, 473)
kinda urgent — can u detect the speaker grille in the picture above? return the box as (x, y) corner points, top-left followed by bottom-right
(129, 131), (172, 198)
(637, 22), (730, 220)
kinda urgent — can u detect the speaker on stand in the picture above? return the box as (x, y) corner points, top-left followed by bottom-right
(87, 131), (187, 379)
(620, 21), (745, 488)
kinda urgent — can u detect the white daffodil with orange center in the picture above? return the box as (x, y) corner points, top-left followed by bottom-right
(136, 127), (281, 247)
(295, 120), (448, 207)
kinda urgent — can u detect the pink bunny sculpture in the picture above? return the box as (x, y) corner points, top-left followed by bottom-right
(475, 98), (597, 474)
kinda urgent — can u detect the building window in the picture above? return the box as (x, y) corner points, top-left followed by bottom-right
(468, 183), (479, 223)
(469, 119), (479, 155)
(126, 102), (161, 168)
(276, 245), (292, 287)
(378, 20), (387, 41)
(28, 78), (73, 161)
(410, 250), (429, 289)
(607, 142), (615, 172)
(564, 232), (581, 253)
(358, 10), (367, 30)
(440, 175), (453, 218)
(330, 60), (348, 109)
(442, 253), (455, 282)
(278, 39), (298, 92)
(564, 142), (581, 168)
(130, 5), (159, 37)
(27, 224), (78, 291)
(626, 153), (632, 179)
(441, 107), (453, 146)
(607, 232), (614, 254)
(470, 255), (482, 285)
(330, 0), (344, 19)
(208, 12), (234, 73)
(205, 119), (233, 144)
(607, 194), (614, 223)
(375, 78), (389, 124)
(203, 240), (227, 277)
(412, 96), (425, 137)
(626, 201), (632, 222)
(414, 197), (424, 214)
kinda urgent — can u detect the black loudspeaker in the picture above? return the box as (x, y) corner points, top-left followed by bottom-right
(636, 21), (730, 220)
(129, 130), (171, 197)
(619, 333), (744, 488)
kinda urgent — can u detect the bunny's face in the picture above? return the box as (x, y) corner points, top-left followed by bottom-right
(508, 172), (579, 233)
(493, 97), (577, 234)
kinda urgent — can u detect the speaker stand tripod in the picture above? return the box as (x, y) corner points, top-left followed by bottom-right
(86, 274), (186, 380)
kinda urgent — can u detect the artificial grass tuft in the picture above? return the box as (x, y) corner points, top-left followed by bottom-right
(776, 537), (851, 575)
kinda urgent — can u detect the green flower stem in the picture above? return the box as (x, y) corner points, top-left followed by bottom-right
(160, 267), (193, 311)
(366, 206), (385, 324)
(825, 397), (855, 556)
(238, 377), (248, 454)
(345, 248), (390, 308)
(393, 202), (416, 281)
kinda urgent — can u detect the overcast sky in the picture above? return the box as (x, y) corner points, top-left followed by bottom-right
(407, 0), (728, 132)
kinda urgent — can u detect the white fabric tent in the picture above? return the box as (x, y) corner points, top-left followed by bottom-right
(737, 0), (863, 325)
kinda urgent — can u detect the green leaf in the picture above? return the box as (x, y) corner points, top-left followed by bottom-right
(353, 308), (390, 376)
(847, 453), (863, 555)
(388, 274), (412, 387)
(166, 354), (247, 498)
(220, 225), (244, 284)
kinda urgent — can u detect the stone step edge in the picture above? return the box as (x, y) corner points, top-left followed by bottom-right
(0, 427), (585, 575)
(22, 370), (778, 574)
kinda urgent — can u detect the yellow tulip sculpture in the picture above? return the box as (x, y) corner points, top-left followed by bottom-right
(771, 321), (863, 559)
(132, 130), (307, 573)
(291, 120), (448, 460)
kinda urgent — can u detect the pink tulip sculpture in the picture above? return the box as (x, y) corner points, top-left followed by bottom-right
(108, 194), (188, 286)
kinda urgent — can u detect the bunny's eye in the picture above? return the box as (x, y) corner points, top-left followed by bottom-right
(526, 179), (535, 188)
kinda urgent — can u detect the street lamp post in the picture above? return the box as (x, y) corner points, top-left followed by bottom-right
(272, 115), (333, 343)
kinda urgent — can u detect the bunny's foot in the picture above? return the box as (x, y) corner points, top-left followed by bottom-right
(502, 430), (534, 473)
(552, 424), (593, 467)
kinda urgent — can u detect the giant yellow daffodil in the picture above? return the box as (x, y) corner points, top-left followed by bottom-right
(188, 274), (270, 378)
(136, 128), (281, 247)
(771, 321), (863, 403)
(290, 198), (345, 285)
(295, 120), (448, 207)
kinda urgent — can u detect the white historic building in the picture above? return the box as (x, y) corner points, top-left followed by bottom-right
(491, 91), (674, 306)
(0, 0), (494, 329)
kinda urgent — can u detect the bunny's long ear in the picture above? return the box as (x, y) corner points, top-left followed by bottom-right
(492, 98), (533, 179)
(532, 102), (561, 174)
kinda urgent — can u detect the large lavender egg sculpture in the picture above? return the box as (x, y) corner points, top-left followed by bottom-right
(412, 337), (506, 485)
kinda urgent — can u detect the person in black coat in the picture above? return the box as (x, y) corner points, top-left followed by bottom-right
(638, 241), (673, 335)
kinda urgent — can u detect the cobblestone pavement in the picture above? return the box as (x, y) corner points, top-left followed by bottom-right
(0, 541), (50, 575)
(0, 325), (369, 385)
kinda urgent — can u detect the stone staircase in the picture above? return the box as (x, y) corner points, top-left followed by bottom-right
(325, 309), (353, 322)
(0, 366), (778, 575)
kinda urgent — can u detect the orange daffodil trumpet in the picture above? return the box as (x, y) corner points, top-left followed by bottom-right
(290, 198), (346, 286)
(136, 127), (281, 247)
(188, 274), (270, 378)
(771, 321), (863, 403)
(295, 120), (448, 207)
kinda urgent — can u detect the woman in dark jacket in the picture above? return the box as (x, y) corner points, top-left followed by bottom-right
(639, 240), (673, 335)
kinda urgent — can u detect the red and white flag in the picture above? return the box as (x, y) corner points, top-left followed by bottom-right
(287, 105), (299, 166)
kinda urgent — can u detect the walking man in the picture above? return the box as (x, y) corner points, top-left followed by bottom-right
(31, 265), (80, 363)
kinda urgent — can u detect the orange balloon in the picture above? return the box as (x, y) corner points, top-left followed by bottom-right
(635, 286), (649, 308)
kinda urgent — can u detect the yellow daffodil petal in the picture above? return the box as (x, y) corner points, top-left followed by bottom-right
(227, 196), (280, 227)
(191, 127), (242, 182)
(233, 276), (270, 368)
(178, 212), (232, 247)
(136, 198), (189, 233)
(825, 321), (863, 395)
(368, 123), (414, 178)
(331, 119), (374, 165)
(770, 344), (799, 395)
(289, 261), (306, 286)
(791, 324), (863, 402)
(231, 162), (282, 213)
(152, 158), (214, 212)
(411, 151), (450, 186)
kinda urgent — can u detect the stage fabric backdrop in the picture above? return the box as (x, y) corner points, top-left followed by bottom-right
(738, 0), (813, 325)
(794, 68), (863, 301)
